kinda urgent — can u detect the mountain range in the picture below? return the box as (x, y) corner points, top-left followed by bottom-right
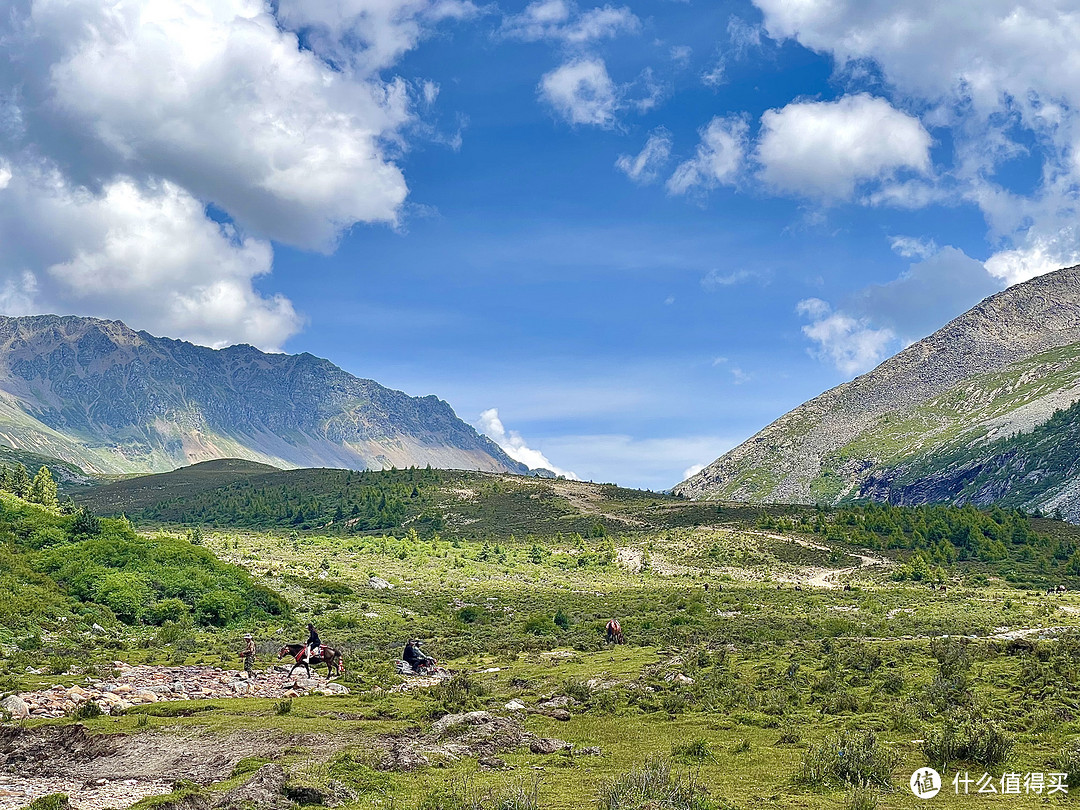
(0, 315), (527, 476)
(676, 265), (1080, 519)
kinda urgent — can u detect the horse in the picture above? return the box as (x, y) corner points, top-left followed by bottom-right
(277, 643), (345, 679)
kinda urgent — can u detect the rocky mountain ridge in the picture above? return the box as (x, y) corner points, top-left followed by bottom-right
(0, 315), (527, 475)
(675, 265), (1080, 514)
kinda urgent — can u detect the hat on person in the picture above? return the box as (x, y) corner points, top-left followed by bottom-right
(244, 633), (253, 639)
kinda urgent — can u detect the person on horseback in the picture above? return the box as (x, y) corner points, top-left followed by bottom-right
(297, 623), (321, 665)
(403, 639), (436, 673)
(606, 618), (622, 643)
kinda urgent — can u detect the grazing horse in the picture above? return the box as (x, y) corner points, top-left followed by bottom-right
(278, 643), (345, 679)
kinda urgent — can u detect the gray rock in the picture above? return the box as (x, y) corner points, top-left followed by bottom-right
(529, 738), (569, 755)
(1, 695), (29, 720)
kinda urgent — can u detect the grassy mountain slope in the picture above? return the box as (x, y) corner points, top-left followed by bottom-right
(78, 464), (725, 537)
(676, 265), (1080, 513)
(0, 492), (288, 635)
(76, 461), (1080, 588)
(0, 315), (528, 476)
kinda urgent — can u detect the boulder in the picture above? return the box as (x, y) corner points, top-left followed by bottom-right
(432, 711), (492, 737)
(1, 695), (29, 720)
(529, 738), (569, 755)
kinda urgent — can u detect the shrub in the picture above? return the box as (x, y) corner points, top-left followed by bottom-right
(776, 731), (801, 746)
(1052, 741), (1080, 790)
(275, 699), (292, 716)
(24, 795), (69, 810)
(563, 677), (592, 703)
(671, 739), (713, 763)
(822, 690), (860, 714)
(846, 787), (879, 810)
(431, 672), (486, 715)
(596, 756), (727, 810)
(797, 731), (899, 789)
(71, 700), (103, 720)
(921, 716), (1014, 768)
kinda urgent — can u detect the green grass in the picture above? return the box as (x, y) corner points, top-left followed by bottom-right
(7, 481), (1080, 809)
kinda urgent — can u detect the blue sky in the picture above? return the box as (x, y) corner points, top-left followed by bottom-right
(2, 1), (1080, 489)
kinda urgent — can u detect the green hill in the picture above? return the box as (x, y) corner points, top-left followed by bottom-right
(78, 464), (716, 538)
(0, 493), (288, 635)
(76, 458), (281, 515)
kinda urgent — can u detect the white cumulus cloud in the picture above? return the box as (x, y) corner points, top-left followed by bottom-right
(0, 0), (461, 349)
(539, 58), (618, 127)
(756, 94), (932, 201)
(0, 164), (299, 350)
(796, 298), (896, 376)
(478, 408), (578, 479)
(752, 0), (1080, 281)
(502, 0), (639, 45)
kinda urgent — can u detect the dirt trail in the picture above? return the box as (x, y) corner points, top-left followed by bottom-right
(749, 531), (890, 588)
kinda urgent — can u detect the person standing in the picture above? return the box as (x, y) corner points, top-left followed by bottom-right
(242, 633), (256, 678)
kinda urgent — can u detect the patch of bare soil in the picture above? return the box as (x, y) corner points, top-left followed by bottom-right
(0, 724), (336, 810)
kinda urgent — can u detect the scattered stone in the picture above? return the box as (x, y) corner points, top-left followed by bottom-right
(537, 696), (572, 709)
(368, 576), (394, 590)
(431, 711), (492, 737)
(529, 738), (569, 755)
(503, 699), (527, 712)
(478, 756), (510, 770)
(7, 664), (349, 720)
(576, 746), (602, 756)
(664, 673), (694, 686)
(547, 709), (572, 721)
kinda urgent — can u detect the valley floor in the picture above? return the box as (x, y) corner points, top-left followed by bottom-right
(5, 521), (1080, 810)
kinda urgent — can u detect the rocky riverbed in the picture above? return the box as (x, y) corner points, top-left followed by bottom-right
(2, 662), (349, 720)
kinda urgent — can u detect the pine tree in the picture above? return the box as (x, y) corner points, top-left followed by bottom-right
(28, 466), (58, 509)
(10, 463), (30, 498)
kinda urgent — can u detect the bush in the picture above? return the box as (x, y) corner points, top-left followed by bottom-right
(1052, 741), (1080, 790)
(431, 672), (486, 715)
(24, 795), (69, 810)
(797, 731), (899, 789)
(671, 739), (713, 763)
(563, 677), (592, 703)
(275, 699), (292, 716)
(921, 716), (1014, 768)
(846, 787), (879, 810)
(71, 700), (103, 720)
(596, 756), (728, 810)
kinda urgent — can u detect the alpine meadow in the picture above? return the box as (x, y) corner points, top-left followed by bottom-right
(3, 2), (1080, 810)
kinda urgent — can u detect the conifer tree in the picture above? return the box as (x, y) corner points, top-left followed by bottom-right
(28, 466), (58, 509)
(10, 463), (30, 498)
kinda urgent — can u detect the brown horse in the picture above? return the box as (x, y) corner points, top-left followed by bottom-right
(278, 643), (345, 679)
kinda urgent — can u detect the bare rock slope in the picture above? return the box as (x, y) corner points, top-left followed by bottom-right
(675, 265), (1080, 512)
(0, 315), (527, 475)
